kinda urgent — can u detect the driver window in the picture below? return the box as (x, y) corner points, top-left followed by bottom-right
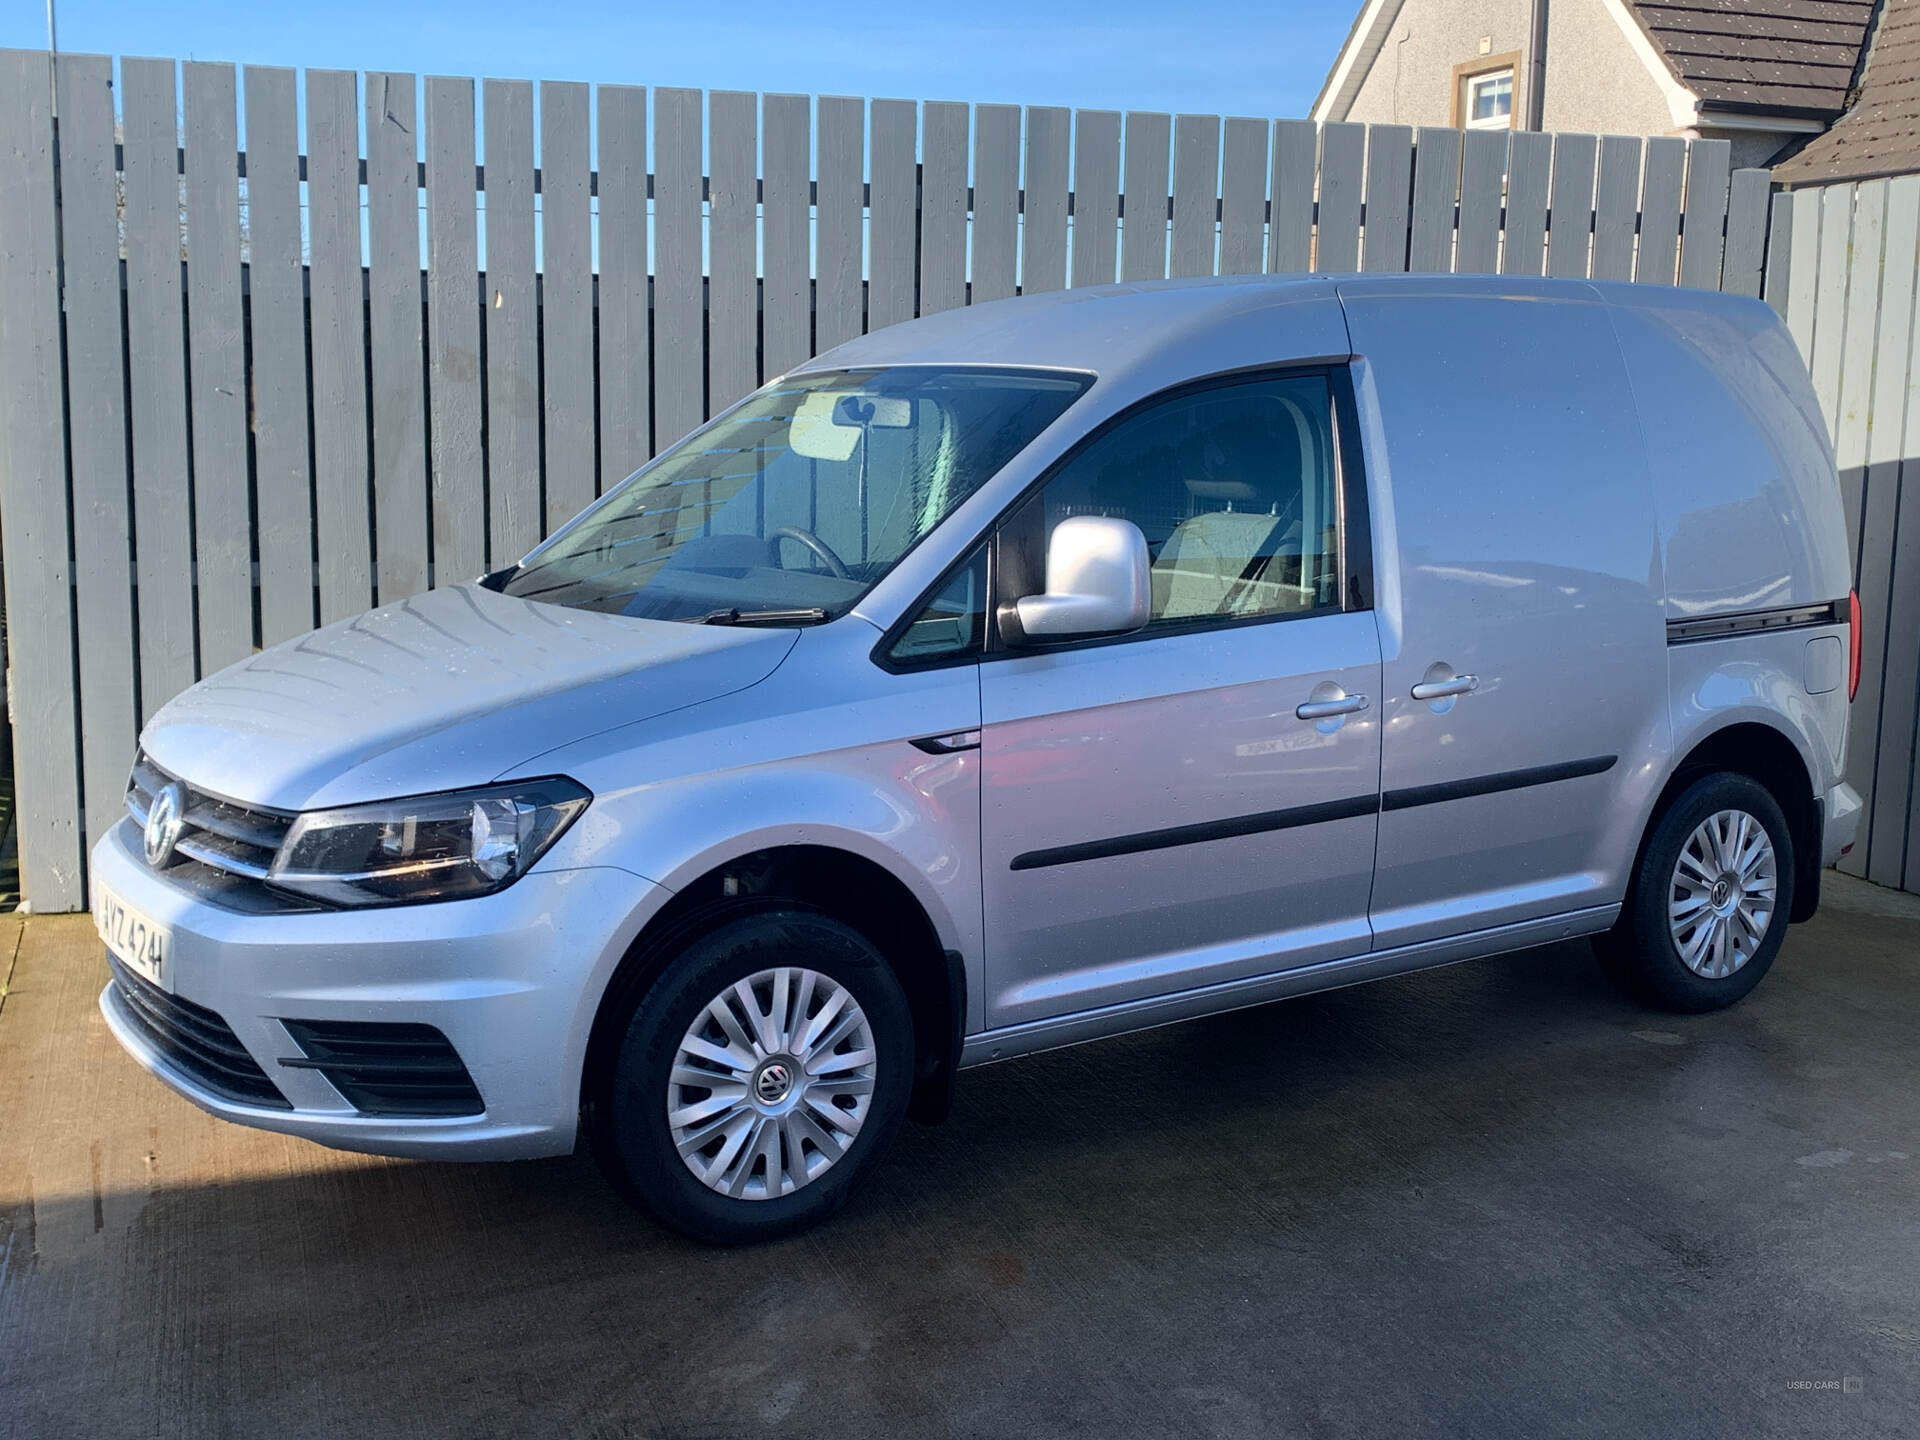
(1038, 374), (1340, 629)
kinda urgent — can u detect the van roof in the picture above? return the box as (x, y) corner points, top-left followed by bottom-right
(789, 272), (1773, 381)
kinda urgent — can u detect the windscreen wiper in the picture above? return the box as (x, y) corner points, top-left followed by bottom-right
(696, 606), (830, 626)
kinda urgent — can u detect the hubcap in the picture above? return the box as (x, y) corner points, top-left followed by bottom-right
(667, 967), (877, 1201)
(1669, 808), (1777, 979)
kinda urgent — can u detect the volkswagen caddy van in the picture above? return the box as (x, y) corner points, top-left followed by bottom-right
(94, 275), (1862, 1243)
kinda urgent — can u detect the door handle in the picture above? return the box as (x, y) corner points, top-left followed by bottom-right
(1411, 674), (1479, 701)
(1296, 693), (1371, 720)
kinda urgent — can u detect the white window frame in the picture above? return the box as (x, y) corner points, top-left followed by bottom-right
(1464, 67), (1515, 130)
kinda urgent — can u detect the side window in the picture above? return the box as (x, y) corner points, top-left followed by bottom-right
(889, 548), (987, 664)
(1037, 374), (1341, 629)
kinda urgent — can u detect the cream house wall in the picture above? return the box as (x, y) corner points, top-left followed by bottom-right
(1345, 0), (1532, 127)
(1540, 0), (1678, 136)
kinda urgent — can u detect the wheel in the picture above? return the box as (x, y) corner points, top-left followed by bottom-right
(1596, 771), (1796, 1013)
(598, 908), (913, 1244)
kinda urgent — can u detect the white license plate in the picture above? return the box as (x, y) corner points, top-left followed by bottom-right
(96, 886), (171, 991)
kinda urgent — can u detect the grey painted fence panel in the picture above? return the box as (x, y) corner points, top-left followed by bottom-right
(119, 58), (197, 722)
(425, 75), (485, 582)
(542, 81), (597, 529)
(0, 50), (82, 906)
(973, 105), (1021, 302)
(816, 97), (865, 350)
(1362, 125), (1413, 272)
(762, 93), (811, 379)
(654, 87), (705, 449)
(308, 69), (374, 622)
(183, 63), (253, 670)
(1269, 119), (1317, 274)
(482, 78), (540, 565)
(23, 48), (1920, 906)
(1316, 123), (1365, 271)
(367, 72), (431, 602)
(920, 101), (970, 313)
(1072, 111), (1122, 289)
(1455, 129), (1507, 275)
(1409, 127), (1461, 273)
(248, 66), (319, 643)
(1170, 114), (1221, 279)
(54, 54), (137, 863)
(1638, 137), (1687, 285)
(598, 84), (651, 485)
(1023, 107), (1071, 294)
(870, 99), (917, 327)
(1120, 111), (1171, 282)
(1591, 136), (1642, 283)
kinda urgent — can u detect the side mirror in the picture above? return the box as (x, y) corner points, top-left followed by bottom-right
(1001, 516), (1152, 644)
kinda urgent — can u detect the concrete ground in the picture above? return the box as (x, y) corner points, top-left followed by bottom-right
(2, 877), (1917, 1439)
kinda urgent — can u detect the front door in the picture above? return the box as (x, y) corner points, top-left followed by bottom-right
(977, 370), (1382, 1031)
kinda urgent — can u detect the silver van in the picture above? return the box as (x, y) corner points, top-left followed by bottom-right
(94, 274), (1861, 1243)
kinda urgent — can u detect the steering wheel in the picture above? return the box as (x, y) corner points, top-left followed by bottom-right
(769, 525), (851, 580)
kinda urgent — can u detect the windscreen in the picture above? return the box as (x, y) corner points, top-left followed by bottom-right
(502, 367), (1090, 621)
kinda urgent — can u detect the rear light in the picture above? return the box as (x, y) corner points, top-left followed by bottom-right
(1848, 589), (1862, 702)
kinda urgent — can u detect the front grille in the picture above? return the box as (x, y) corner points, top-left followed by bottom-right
(279, 1019), (485, 1118)
(127, 753), (316, 913)
(107, 954), (292, 1109)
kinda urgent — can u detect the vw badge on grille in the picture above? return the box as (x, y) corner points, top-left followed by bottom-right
(144, 782), (185, 867)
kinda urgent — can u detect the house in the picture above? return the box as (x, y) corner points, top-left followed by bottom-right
(1312, 0), (1881, 170)
(1775, 0), (1920, 183)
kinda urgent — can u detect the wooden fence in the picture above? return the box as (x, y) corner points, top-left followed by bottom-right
(0, 48), (1800, 910)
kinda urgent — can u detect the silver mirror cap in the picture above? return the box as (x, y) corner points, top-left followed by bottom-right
(1014, 515), (1152, 640)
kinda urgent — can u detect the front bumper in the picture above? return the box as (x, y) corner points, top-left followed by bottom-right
(92, 819), (661, 1160)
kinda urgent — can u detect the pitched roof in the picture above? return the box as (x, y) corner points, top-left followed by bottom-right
(1628, 0), (1880, 118)
(1774, 0), (1920, 182)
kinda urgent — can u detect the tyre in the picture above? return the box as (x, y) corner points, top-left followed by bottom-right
(1596, 771), (1796, 1013)
(598, 908), (914, 1244)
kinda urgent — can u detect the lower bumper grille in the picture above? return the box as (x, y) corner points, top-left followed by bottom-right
(279, 1019), (484, 1118)
(107, 955), (291, 1109)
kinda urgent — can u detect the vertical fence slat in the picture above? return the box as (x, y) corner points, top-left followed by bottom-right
(1502, 130), (1552, 276)
(1218, 117), (1268, 277)
(540, 80), (595, 529)
(1072, 110), (1122, 288)
(816, 96), (865, 351)
(1546, 132), (1598, 279)
(1317, 123), (1365, 271)
(1679, 138), (1733, 290)
(0, 49), (81, 905)
(972, 104), (1020, 303)
(869, 99), (917, 328)
(1590, 135), (1641, 283)
(247, 66), (318, 638)
(1361, 124), (1413, 272)
(120, 58), (197, 719)
(1023, 106), (1071, 294)
(707, 89), (759, 410)
(762, 93), (811, 377)
(920, 100), (970, 313)
(481, 78), (539, 563)
(1408, 126), (1461, 273)
(1269, 119), (1317, 274)
(1837, 184), (1884, 585)
(183, 62), (253, 667)
(1120, 111), (1171, 282)
(1455, 129), (1507, 274)
(1808, 186), (1853, 450)
(367, 72), (430, 598)
(653, 86), (705, 445)
(597, 84), (650, 481)
(308, 69), (374, 621)
(54, 54), (135, 861)
(1636, 137), (1687, 285)
(1170, 114), (1222, 278)
(425, 75), (484, 579)
(1722, 168), (1772, 299)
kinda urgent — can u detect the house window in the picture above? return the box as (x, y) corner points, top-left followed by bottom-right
(1465, 68), (1514, 129)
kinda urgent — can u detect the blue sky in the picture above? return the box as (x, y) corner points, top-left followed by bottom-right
(9, 1), (1355, 118)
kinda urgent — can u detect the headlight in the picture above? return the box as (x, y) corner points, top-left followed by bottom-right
(267, 778), (592, 908)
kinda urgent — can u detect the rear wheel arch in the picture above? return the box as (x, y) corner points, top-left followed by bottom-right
(580, 845), (964, 1140)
